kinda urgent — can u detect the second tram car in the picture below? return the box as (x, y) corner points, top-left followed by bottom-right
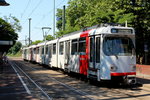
(22, 24), (136, 85)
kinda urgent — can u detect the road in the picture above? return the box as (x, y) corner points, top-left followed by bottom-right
(1, 57), (150, 100)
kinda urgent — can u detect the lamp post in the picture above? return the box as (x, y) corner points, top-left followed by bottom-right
(28, 18), (31, 46)
(0, 0), (9, 6)
(42, 27), (51, 41)
(53, 0), (55, 38)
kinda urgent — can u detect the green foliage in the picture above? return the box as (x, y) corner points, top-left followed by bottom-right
(0, 15), (21, 46)
(56, 0), (136, 36)
(0, 18), (18, 41)
(56, 9), (63, 31)
(31, 40), (43, 45)
(45, 35), (55, 41)
(3, 15), (22, 32)
(7, 50), (22, 57)
(8, 41), (22, 55)
(55, 0), (150, 58)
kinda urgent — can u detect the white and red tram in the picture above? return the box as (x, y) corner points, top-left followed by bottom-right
(22, 24), (136, 84)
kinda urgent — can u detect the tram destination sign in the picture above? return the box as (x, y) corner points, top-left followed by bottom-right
(111, 28), (133, 34)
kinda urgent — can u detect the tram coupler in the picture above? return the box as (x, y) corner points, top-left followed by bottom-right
(124, 76), (143, 87)
(124, 75), (136, 85)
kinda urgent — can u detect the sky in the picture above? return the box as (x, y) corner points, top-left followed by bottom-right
(0, 0), (69, 45)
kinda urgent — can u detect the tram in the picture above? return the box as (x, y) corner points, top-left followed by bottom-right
(22, 24), (136, 85)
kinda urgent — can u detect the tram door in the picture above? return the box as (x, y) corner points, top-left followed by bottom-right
(79, 37), (88, 75)
(89, 36), (101, 80)
(70, 39), (79, 73)
(64, 41), (70, 70)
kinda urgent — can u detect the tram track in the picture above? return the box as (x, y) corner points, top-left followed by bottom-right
(9, 60), (53, 100)
(10, 60), (95, 100)
(10, 59), (150, 100)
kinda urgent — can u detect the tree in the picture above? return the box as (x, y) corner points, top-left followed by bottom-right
(4, 15), (22, 32)
(45, 35), (55, 41)
(31, 40), (42, 45)
(0, 16), (22, 53)
(55, 0), (150, 63)
(8, 41), (22, 55)
(56, 9), (63, 31)
(0, 18), (18, 41)
(0, 16), (22, 43)
(56, 0), (135, 37)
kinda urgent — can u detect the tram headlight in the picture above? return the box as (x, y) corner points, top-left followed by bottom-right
(110, 65), (118, 72)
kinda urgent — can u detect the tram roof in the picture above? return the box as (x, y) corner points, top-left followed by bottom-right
(89, 26), (135, 36)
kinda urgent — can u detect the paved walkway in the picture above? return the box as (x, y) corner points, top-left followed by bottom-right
(136, 64), (150, 79)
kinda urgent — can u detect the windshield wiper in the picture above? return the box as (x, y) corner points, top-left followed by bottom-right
(114, 54), (118, 59)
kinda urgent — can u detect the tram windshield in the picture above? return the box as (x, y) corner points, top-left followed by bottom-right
(103, 37), (135, 56)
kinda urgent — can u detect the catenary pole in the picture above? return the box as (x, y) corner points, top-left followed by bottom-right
(28, 18), (31, 46)
(53, 0), (55, 37)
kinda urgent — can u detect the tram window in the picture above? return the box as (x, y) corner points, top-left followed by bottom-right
(46, 46), (48, 54)
(53, 43), (56, 55)
(90, 37), (94, 62)
(24, 49), (26, 54)
(42, 47), (44, 54)
(36, 48), (38, 54)
(33, 48), (36, 54)
(79, 37), (86, 55)
(71, 39), (78, 55)
(59, 42), (64, 55)
(49, 45), (52, 57)
(103, 37), (135, 56)
(96, 37), (100, 63)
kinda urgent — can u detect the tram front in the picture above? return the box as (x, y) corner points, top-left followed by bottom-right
(100, 27), (136, 85)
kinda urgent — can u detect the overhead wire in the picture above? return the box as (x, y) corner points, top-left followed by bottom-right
(21, 0), (31, 19)
(22, 0), (67, 42)
(34, 0), (66, 28)
(27, 0), (43, 18)
(22, 0), (43, 25)
(32, 0), (66, 40)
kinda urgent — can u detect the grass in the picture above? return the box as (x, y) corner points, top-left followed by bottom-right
(7, 51), (22, 57)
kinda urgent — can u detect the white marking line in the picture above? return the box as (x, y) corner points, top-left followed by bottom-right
(14, 63), (52, 100)
(11, 64), (31, 94)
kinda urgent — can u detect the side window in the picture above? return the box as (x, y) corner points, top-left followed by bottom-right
(59, 42), (64, 55)
(53, 43), (56, 55)
(33, 49), (35, 54)
(65, 41), (70, 59)
(79, 37), (86, 55)
(42, 46), (44, 54)
(49, 45), (52, 57)
(37, 48), (39, 54)
(46, 46), (48, 54)
(71, 39), (78, 55)
(90, 37), (94, 62)
(24, 49), (26, 54)
(96, 37), (100, 63)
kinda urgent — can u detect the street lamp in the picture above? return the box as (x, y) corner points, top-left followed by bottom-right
(42, 27), (51, 64)
(0, 0), (9, 6)
(42, 27), (51, 41)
